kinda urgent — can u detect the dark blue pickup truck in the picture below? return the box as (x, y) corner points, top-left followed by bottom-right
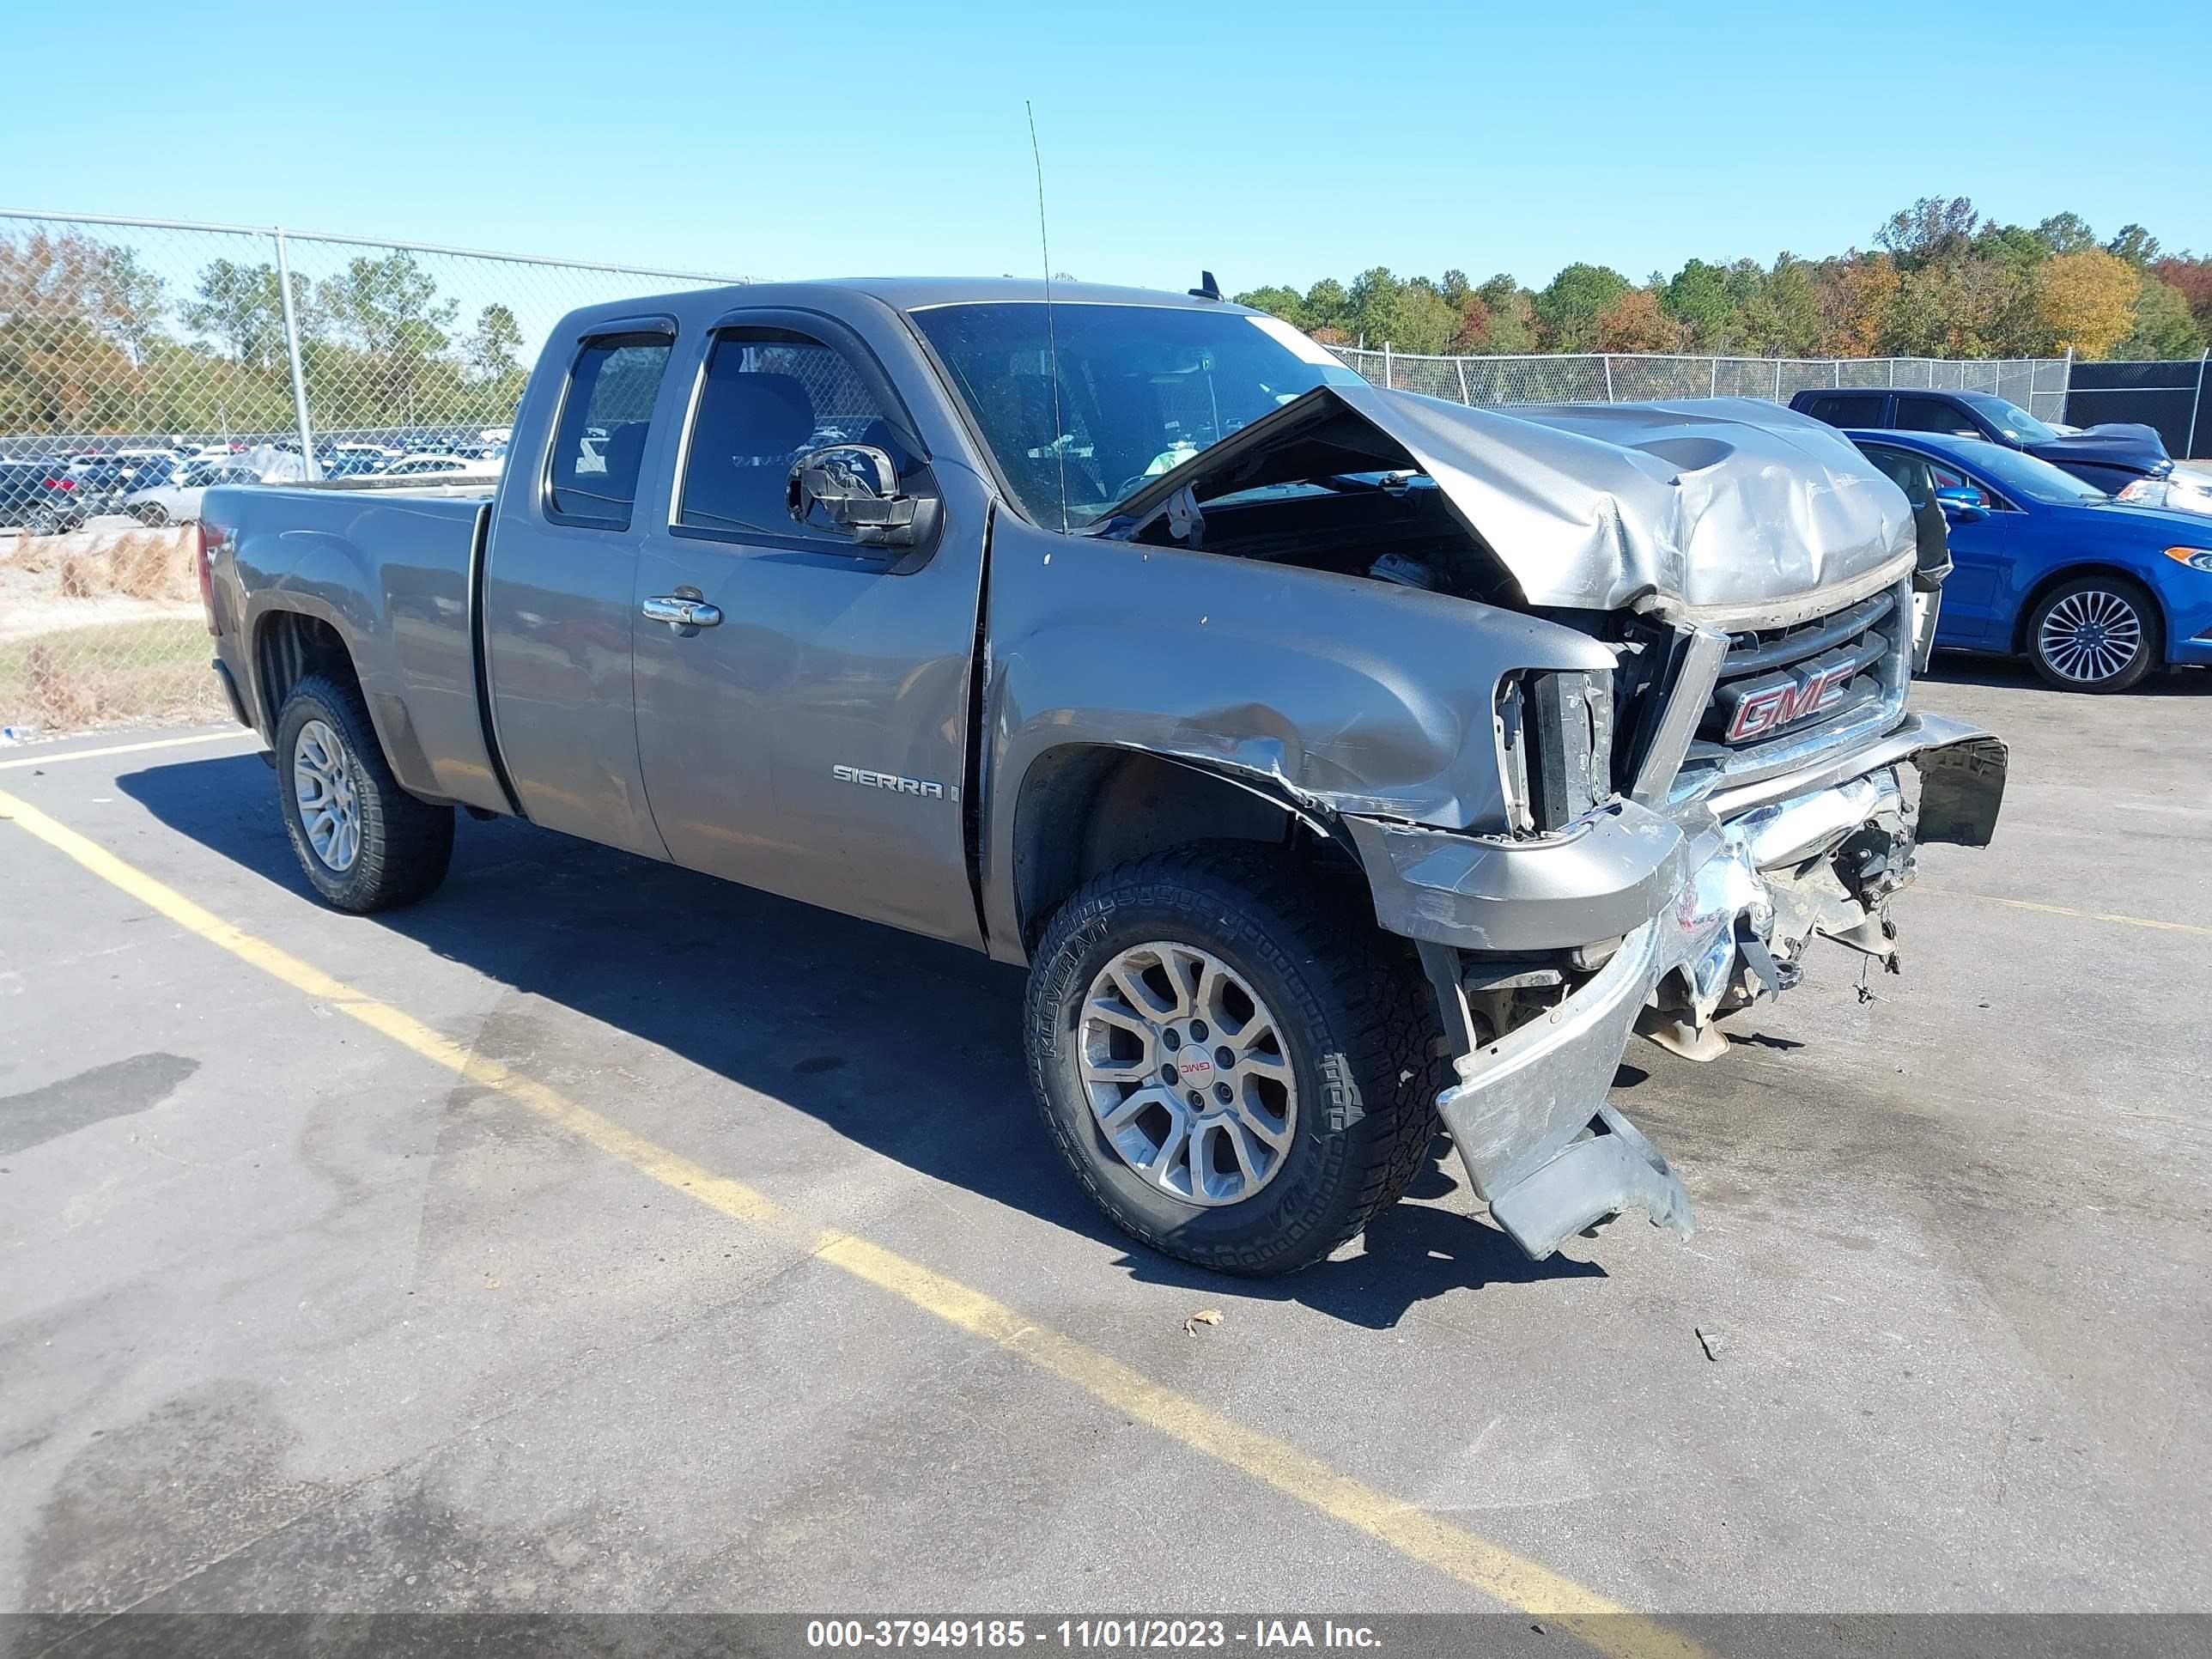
(1792, 386), (2172, 496)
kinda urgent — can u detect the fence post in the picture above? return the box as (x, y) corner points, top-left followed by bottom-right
(1602, 356), (1614, 402)
(1709, 358), (1717, 398)
(1774, 359), (1784, 401)
(1382, 342), (1393, 389)
(1456, 356), (1469, 404)
(1832, 360), (1841, 388)
(2190, 349), (2209, 461)
(273, 228), (319, 480)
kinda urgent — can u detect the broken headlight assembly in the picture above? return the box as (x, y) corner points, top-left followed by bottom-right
(1495, 667), (1615, 836)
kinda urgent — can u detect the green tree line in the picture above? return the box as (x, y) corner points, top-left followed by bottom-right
(1235, 198), (2211, 362)
(1, 228), (531, 438)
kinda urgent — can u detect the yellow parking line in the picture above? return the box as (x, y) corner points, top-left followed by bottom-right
(0, 730), (256, 771)
(0, 784), (1701, 1659)
(1929, 889), (2212, 940)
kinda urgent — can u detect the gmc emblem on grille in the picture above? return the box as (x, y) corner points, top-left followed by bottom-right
(1724, 661), (1858, 742)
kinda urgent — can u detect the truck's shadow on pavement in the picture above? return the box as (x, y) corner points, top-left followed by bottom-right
(122, 755), (1601, 1328)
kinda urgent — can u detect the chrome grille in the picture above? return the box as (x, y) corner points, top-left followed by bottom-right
(1670, 580), (1911, 799)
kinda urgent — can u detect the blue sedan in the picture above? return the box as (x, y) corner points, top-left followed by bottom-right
(1846, 428), (2212, 692)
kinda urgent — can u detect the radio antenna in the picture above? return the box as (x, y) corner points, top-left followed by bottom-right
(1026, 100), (1071, 534)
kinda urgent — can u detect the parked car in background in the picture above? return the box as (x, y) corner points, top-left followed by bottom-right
(0, 460), (89, 533)
(125, 460), (268, 526)
(67, 454), (180, 513)
(2116, 462), (2212, 518)
(1846, 428), (2212, 691)
(1795, 387), (2173, 496)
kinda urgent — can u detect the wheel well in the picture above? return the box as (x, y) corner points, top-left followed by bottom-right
(253, 611), (360, 731)
(2010, 564), (2166, 658)
(1010, 748), (1350, 951)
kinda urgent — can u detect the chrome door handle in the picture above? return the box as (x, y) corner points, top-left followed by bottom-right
(641, 595), (723, 629)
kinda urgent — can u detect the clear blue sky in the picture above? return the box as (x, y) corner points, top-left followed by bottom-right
(8, 0), (2209, 293)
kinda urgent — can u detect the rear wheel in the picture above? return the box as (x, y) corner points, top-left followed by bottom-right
(132, 501), (169, 526)
(2027, 574), (2159, 692)
(1025, 843), (1439, 1276)
(274, 674), (453, 912)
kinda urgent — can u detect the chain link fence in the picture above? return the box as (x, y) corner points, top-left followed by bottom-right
(0, 209), (740, 738)
(1326, 346), (2072, 421)
(3, 207), (2078, 738)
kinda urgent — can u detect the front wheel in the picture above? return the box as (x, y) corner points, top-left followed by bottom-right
(132, 501), (169, 527)
(2027, 574), (2160, 692)
(275, 674), (453, 912)
(1025, 843), (1439, 1276)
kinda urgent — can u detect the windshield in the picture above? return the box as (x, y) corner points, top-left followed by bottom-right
(1948, 440), (2108, 506)
(1961, 393), (2059, 446)
(908, 301), (1364, 527)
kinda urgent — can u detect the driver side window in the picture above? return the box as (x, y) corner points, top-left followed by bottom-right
(1896, 397), (1980, 439)
(677, 328), (911, 544)
(1863, 445), (1935, 505)
(1923, 458), (2013, 512)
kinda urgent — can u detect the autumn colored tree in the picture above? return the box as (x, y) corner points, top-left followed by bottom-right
(2038, 249), (2141, 357)
(1598, 288), (1681, 353)
(1819, 253), (1899, 356)
(0, 228), (164, 433)
(2148, 257), (2212, 332)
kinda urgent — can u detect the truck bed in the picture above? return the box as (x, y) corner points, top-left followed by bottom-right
(207, 480), (499, 809)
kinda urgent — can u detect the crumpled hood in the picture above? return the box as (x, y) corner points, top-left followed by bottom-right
(1350, 389), (1917, 621)
(1107, 383), (1917, 625)
(2029, 422), (2170, 473)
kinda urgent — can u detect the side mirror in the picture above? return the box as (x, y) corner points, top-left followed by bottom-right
(1936, 485), (1988, 524)
(786, 443), (936, 548)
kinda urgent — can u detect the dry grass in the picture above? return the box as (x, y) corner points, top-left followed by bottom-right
(39, 529), (197, 602)
(0, 525), (216, 731)
(0, 618), (221, 730)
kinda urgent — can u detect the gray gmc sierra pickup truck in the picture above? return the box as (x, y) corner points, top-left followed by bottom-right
(200, 278), (2008, 1275)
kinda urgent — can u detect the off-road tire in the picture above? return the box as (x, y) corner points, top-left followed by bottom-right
(274, 673), (453, 913)
(2026, 574), (2160, 693)
(1026, 842), (1442, 1276)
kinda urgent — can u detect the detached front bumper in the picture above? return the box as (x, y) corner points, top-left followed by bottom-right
(1352, 714), (2008, 1260)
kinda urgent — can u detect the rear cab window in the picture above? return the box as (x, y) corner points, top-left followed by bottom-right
(546, 331), (673, 528)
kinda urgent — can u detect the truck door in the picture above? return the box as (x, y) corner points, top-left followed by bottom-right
(482, 324), (677, 859)
(630, 313), (987, 947)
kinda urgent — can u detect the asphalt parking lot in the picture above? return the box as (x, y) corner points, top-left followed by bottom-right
(3, 661), (2209, 1649)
